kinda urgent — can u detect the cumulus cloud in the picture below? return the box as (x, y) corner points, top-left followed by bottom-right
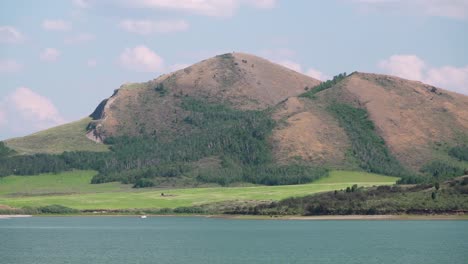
(0, 26), (24, 43)
(127, 0), (276, 17)
(379, 54), (468, 95)
(119, 19), (189, 35)
(0, 59), (22, 73)
(277, 60), (302, 73)
(40, 48), (61, 62)
(424, 66), (468, 95)
(378, 55), (426, 81)
(350, 0), (468, 19)
(0, 87), (65, 134)
(260, 47), (330, 81)
(64, 33), (95, 44)
(119, 45), (164, 72)
(42, 19), (71, 31)
(306, 68), (330, 81)
(275, 60), (329, 81)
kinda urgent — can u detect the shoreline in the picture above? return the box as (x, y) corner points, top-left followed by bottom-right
(2, 214), (467, 220)
(0, 215), (32, 219)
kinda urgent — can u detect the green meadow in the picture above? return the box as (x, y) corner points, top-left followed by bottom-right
(0, 170), (398, 210)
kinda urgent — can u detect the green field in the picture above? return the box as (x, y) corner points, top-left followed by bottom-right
(0, 170), (398, 210)
(0, 171), (130, 196)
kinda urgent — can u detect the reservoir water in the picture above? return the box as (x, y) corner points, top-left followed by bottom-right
(1, 217), (467, 264)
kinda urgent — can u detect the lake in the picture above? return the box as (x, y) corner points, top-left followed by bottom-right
(1, 217), (467, 264)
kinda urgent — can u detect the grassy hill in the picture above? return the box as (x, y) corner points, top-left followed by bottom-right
(4, 118), (109, 155)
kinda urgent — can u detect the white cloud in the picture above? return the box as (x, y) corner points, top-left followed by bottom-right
(119, 45), (164, 72)
(64, 33), (95, 44)
(265, 50), (329, 81)
(0, 26), (24, 43)
(42, 19), (71, 31)
(119, 19), (189, 35)
(169, 63), (190, 72)
(9, 88), (64, 124)
(0, 59), (22, 73)
(0, 87), (65, 133)
(40, 48), (61, 62)
(378, 54), (468, 95)
(127, 0), (276, 17)
(350, 0), (468, 19)
(306, 68), (330, 81)
(73, 0), (91, 8)
(277, 60), (302, 72)
(378, 55), (426, 81)
(276, 60), (330, 81)
(424, 66), (468, 95)
(87, 59), (97, 67)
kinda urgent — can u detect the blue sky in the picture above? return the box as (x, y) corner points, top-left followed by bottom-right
(1, 0), (467, 140)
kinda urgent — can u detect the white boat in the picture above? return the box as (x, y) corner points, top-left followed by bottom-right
(140, 215), (147, 219)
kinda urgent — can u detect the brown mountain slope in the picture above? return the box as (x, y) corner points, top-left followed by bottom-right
(271, 97), (351, 168)
(88, 52), (321, 141)
(332, 72), (468, 170)
(273, 72), (468, 171)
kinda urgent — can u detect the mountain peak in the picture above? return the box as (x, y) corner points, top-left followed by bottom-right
(87, 52), (321, 140)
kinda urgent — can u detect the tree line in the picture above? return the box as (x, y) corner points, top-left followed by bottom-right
(0, 97), (328, 187)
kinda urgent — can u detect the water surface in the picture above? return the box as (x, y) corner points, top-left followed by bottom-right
(1, 217), (467, 264)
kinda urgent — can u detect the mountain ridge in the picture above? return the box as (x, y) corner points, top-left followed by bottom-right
(3, 53), (468, 184)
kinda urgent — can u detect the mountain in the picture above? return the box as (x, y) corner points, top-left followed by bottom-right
(2, 53), (468, 185)
(272, 72), (468, 171)
(86, 52), (320, 142)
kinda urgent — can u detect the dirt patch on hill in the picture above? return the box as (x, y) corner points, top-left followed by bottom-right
(271, 98), (350, 167)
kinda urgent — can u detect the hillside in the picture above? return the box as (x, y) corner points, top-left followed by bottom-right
(87, 52), (321, 142)
(1, 53), (468, 187)
(271, 72), (468, 177)
(5, 118), (109, 154)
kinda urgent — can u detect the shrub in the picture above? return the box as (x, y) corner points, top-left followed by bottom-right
(154, 83), (167, 97)
(173, 207), (205, 214)
(448, 145), (468, 161)
(38, 205), (78, 214)
(133, 178), (155, 188)
(420, 161), (465, 180)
